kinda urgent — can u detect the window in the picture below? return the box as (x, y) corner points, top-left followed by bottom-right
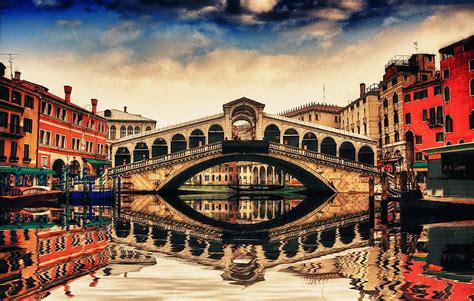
(470, 60), (474, 71)
(444, 87), (451, 101)
(363, 123), (367, 135)
(55, 134), (66, 148)
(40, 130), (51, 145)
(134, 126), (140, 134)
(24, 118), (33, 133)
(72, 138), (80, 150)
(87, 118), (95, 129)
(416, 135), (422, 144)
(0, 140), (4, 160)
(391, 77), (398, 86)
(308, 114), (312, 121)
(414, 89), (428, 100)
(415, 152), (423, 161)
(443, 69), (450, 79)
(127, 126), (133, 136)
(110, 125), (116, 139)
(12, 91), (21, 105)
(0, 111), (7, 128)
(0, 86), (9, 101)
(393, 93), (398, 104)
(421, 74), (428, 81)
(404, 94), (411, 102)
(394, 111), (399, 124)
(445, 115), (453, 132)
(405, 113), (411, 125)
(429, 108), (436, 126)
(98, 144), (104, 154)
(56, 107), (67, 121)
(9, 115), (20, 134)
(72, 112), (82, 125)
(23, 144), (30, 161)
(470, 79), (474, 96)
(146, 126), (152, 131)
(394, 131), (400, 142)
(470, 111), (474, 129)
(436, 106), (443, 125)
(41, 101), (52, 115)
(86, 141), (93, 153)
(422, 109), (428, 121)
(10, 141), (18, 161)
(120, 126), (126, 138)
(436, 132), (444, 142)
(384, 114), (389, 127)
(434, 85), (441, 95)
(383, 97), (388, 108)
(41, 156), (48, 168)
(25, 95), (34, 109)
(384, 134), (390, 145)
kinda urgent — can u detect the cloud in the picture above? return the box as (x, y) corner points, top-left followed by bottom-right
(240, 0), (278, 14)
(55, 19), (83, 27)
(32, 0), (73, 9)
(102, 21), (143, 46)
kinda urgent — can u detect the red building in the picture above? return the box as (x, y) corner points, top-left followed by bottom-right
(439, 35), (474, 144)
(16, 77), (109, 183)
(402, 76), (443, 180)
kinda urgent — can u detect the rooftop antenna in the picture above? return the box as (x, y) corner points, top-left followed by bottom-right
(413, 41), (418, 52)
(323, 84), (326, 104)
(1, 53), (19, 79)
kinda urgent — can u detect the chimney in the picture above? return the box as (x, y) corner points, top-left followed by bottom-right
(359, 83), (366, 97)
(123, 106), (127, 113)
(91, 98), (98, 114)
(14, 71), (21, 80)
(0, 63), (5, 77)
(64, 85), (72, 103)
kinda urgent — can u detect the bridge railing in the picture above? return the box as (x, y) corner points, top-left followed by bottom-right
(268, 142), (380, 173)
(114, 142), (222, 174)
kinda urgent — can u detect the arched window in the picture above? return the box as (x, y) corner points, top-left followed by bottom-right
(339, 142), (355, 160)
(283, 129), (299, 147)
(470, 111), (474, 129)
(302, 132), (317, 151)
(171, 134), (186, 153)
(393, 92), (398, 104)
(109, 125), (116, 140)
(383, 97), (388, 108)
(208, 124), (224, 143)
(264, 124), (280, 143)
(321, 137), (336, 156)
(445, 115), (453, 133)
(127, 126), (133, 136)
(444, 86), (450, 101)
(189, 129), (205, 148)
(471, 79), (474, 96)
(120, 126), (126, 138)
(146, 126), (152, 131)
(152, 138), (167, 157)
(133, 142), (149, 162)
(134, 126), (140, 134)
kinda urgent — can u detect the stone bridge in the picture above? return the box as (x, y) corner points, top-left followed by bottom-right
(110, 97), (378, 193)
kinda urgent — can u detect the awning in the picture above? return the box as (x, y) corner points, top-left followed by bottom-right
(84, 158), (112, 166)
(412, 162), (428, 169)
(0, 166), (55, 175)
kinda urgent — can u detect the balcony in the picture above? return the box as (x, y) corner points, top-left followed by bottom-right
(9, 156), (19, 163)
(428, 122), (443, 128)
(23, 157), (32, 164)
(0, 155), (6, 162)
(0, 126), (25, 138)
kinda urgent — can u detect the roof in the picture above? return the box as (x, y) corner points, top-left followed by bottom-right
(439, 35), (474, 55)
(222, 97), (265, 109)
(97, 109), (156, 123)
(280, 102), (344, 116)
(403, 78), (442, 92)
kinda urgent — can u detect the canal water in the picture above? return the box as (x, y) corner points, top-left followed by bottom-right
(1, 192), (473, 300)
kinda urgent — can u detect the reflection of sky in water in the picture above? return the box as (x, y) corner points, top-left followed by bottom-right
(45, 251), (360, 301)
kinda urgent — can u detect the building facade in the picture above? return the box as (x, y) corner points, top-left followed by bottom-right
(377, 53), (437, 171)
(340, 83), (380, 140)
(439, 35), (474, 145)
(0, 68), (45, 193)
(280, 102), (343, 128)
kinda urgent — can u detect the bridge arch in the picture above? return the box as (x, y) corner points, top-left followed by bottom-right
(339, 141), (356, 160)
(189, 129), (206, 148)
(302, 132), (318, 151)
(358, 145), (374, 165)
(208, 124), (224, 143)
(283, 128), (299, 147)
(171, 134), (187, 153)
(152, 138), (168, 157)
(321, 137), (336, 156)
(264, 124), (281, 143)
(159, 153), (336, 193)
(133, 142), (149, 162)
(115, 147), (131, 166)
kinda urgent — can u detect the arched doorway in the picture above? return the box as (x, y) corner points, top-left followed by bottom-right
(253, 166), (259, 184)
(283, 129), (299, 147)
(302, 132), (317, 151)
(339, 142), (355, 160)
(208, 124), (224, 143)
(189, 129), (205, 148)
(358, 146), (374, 165)
(171, 134), (186, 153)
(405, 131), (414, 165)
(152, 138), (167, 157)
(321, 137), (336, 156)
(264, 124), (280, 143)
(115, 147), (131, 166)
(52, 159), (65, 177)
(133, 142), (149, 162)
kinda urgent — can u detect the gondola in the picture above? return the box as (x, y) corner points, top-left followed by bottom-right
(227, 183), (284, 192)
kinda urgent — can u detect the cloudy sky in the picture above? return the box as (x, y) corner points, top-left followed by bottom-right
(1, 0), (473, 126)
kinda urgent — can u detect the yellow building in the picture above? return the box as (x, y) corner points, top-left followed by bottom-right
(280, 102), (343, 128)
